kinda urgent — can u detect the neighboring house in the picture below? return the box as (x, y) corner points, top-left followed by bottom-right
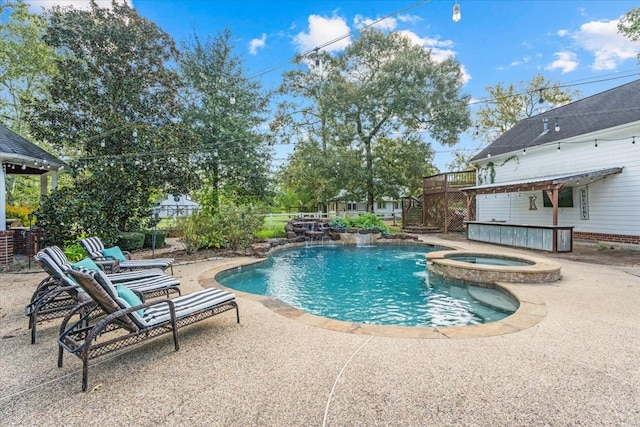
(156, 194), (200, 219)
(463, 79), (640, 246)
(328, 190), (401, 219)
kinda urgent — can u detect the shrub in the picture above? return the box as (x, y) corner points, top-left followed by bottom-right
(63, 243), (87, 262)
(6, 205), (36, 226)
(143, 230), (167, 248)
(347, 213), (389, 234)
(329, 218), (349, 232)
(116, 232), (145, 251)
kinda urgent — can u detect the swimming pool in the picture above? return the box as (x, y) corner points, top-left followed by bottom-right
(217, 244), (518, 327)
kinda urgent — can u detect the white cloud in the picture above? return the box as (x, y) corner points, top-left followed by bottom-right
(28, 0), (132, 13)
(395, 30), (470, 84)
(545, 51), (579, 73)
(573, 19), (638, 71)
(353, 14), (397, 31)
(397, 30), (455, 62)
(510, 55), (532, 67)
(557, 29), (569, 37)
(397, 14), (422, 24)
(249, 33), (267, 55)
(293, 14), (351, 53)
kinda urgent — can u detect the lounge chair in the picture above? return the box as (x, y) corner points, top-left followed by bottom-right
(79, 236), (174, 274)
(58, 268), (239, 391)
(27, 248), (180, 344)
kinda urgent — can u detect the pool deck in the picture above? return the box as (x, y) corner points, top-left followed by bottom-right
(2, 236), (640, 425)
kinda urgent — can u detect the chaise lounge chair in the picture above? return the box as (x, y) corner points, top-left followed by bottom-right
(79, 236), (175, 274)
(26, 248), (180, 344)
(58, 268), (239, 391)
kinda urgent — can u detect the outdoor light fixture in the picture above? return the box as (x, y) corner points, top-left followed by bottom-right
(452, 1), (461, 22)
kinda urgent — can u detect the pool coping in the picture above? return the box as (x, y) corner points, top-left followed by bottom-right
(198, 244), (548, 339)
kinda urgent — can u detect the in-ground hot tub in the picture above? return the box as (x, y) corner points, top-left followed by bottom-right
(427, 250), (561, 284)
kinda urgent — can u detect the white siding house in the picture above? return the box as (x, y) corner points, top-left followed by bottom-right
(465, 79), (640, 246)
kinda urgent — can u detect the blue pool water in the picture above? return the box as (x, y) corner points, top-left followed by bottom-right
(218, 244), (518, 327)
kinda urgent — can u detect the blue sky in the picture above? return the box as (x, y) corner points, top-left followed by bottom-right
(30, 0), (640, 170)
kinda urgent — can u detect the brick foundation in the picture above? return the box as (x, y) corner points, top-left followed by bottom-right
(12, 228), (41, 255)
(573, 232), (640, 245)
(0, 230), (14, 265)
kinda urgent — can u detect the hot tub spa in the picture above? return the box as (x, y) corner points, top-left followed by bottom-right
(427, 250), (561, 284)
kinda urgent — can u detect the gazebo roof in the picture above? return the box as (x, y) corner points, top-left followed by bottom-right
(0, 122), (65, 174)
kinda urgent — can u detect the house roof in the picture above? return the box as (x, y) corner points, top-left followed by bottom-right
(471, 79), (640, 162)
(0, 122), (65, 174)
(460, 167), (623, 195)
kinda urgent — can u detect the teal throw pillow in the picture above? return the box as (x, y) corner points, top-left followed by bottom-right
(102, 246), (127, 262)
(72, 257), (100, 271)
(116, 285), (145, 317)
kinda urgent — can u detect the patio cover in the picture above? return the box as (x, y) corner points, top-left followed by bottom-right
(461, 167), (623, 226)
(460, 167), (623, 196)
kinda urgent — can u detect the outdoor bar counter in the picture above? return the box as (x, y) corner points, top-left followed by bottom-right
(466, 221), (573, 253)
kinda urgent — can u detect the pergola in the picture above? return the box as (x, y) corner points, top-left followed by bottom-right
(0, 124), (65, 264)
(461, 167), (623, 226)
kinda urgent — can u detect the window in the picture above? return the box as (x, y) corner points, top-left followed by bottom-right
(542, 187), (574, 208)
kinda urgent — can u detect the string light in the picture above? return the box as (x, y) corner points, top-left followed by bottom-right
(557, 142), (561, 151)
(554, 118), (560, 132)
(452, 1), (461, 22)
(594, 139), (598, 148)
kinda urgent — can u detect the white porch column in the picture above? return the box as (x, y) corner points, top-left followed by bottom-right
(0, 164), (5, 231)
(51, 171), (58, 190)
(40, 174), (48, 196)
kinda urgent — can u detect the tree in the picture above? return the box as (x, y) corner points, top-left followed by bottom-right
(273, 50), (346, 213)
(0, 0), (59, 205)
(27, 1), (199, 242)
(448, 74), (581, 171)
(276, 29), (470, 212)
(618, 7), (640, 62)
(179, 30), (271, 213)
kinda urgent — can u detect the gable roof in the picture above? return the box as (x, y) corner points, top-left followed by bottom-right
(0, 122), (65, 174)
(471, 79), (640, 162)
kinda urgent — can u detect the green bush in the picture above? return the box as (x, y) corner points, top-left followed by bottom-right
(6, 205), (36, 226)
(116, 232), (145, 251)
(347, 213), (389, 234)
(143, 230), (167, 248)
(329, 218), (349, 232)
(177, 202), (265, 253)
(63, 243), (87, 262)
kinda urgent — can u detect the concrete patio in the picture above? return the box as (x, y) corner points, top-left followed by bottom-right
(1, 236), (639, 426)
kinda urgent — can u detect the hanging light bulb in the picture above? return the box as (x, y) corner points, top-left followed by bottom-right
(594, 139), (598, 148)
(21, 162), (26, 170)
(452, 1), (461, 22)
(100, 141), (105, 148)
(554, 118), (560, 132)
(522, 146), (527, 155)
(633, 136), (636, 145)
(538, 88), (544, 104)
(229, 93), (236, 105)
(557, 142), (561, 151)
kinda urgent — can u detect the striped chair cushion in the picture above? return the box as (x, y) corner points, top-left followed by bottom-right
(69, 268), (139, 331)
(142, 288), (236, 326)
(120, 259), (174, 270)
(80, 237), (106, 259)
(35, 251), (77, 288)
(43, 246), (69, 268)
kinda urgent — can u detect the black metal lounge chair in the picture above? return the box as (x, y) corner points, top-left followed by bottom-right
(79, 236), (175, 274)
(26, 248), (180, 344)
(59, 268), (239, 391)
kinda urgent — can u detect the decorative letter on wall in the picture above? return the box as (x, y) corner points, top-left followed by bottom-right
(580, 187), (589, 220)
(529, 195), (537, 210)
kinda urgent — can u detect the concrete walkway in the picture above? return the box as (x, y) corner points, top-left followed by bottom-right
(1, 236), (639, 426)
